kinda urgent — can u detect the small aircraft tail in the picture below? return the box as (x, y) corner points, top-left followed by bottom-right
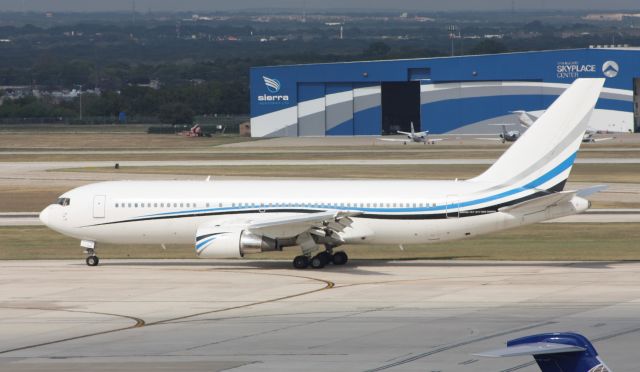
(475, 332), (611, 372)
(511, 110), (539, 128)
(472, 78), (605, 191)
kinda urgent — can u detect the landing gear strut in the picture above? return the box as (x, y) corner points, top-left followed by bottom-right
(82, 240), (99, 267)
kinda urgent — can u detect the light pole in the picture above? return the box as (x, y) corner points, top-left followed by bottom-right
(448, 25), (457, 56)
(76, 84), (83, 121)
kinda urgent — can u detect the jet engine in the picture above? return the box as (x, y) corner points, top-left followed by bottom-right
(195, 225), (278, 258)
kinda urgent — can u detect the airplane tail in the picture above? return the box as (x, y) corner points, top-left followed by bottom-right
(475, 332), (611, 372)
(471, 78), (605, 192)
(511, 110), (539, 128)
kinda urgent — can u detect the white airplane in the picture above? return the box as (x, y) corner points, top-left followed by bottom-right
(505, 110), (613, 144)
(377, 122), (444, 144)
(40, 78), (606, 269)
(477, 123), (524, 143)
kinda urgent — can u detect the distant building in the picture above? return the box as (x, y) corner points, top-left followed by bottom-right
(250, 48), (640, 137)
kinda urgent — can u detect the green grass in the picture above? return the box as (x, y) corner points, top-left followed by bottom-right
(2, 223), (639, 261)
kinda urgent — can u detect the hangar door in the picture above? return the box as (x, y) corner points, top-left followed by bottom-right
(297, 83), (325, 136)
(420, 80), (545, 134)
(381, 81), (421, 134)
(325, 83), (354, 135)
(353, 83), (381, 135)
(634, 78), (640, 132)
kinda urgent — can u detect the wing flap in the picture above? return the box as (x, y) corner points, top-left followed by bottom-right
(247, 210), (359, 237)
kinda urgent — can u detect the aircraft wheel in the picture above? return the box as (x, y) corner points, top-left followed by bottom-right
(318, 251), (332, 265)
(86, 255), (100, 267)
(293, 255), (309, 269)
(332, 251), (348, 265)
(310, 255), (326, 269)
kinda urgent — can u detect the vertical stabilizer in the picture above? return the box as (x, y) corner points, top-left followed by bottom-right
(472, 78), (605, 188)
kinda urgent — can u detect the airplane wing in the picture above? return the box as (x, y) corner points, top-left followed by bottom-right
(475, 137), (502, 141)
(396, 131), (411, 135)
(377, 138), (410, 142)
(246, 210), (360, 237)
(475, 342), (585, 358)
(591, 137), (614, 143)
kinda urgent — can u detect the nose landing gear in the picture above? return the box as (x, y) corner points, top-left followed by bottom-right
(81, 240), (99, 267)
(85, 254), (100, 267)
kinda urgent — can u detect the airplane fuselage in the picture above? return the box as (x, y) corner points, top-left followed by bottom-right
(40, 178), (587, 247)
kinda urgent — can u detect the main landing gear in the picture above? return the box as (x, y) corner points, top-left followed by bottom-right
(82, 240), (100, 267)
(292, 250), (348, 269)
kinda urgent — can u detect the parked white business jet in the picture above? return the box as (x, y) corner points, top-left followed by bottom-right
(505, 110), (613, 144)
(377, 122), (444, 144)
(40, 79), (606, 269)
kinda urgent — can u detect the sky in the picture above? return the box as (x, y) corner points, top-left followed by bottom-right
(0, 0), (638, 12)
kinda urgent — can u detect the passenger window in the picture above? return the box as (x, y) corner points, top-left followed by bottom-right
(115, 203), (119, 208)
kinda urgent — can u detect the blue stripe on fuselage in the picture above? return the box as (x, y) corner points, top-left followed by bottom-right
(133, 151), (576, 219)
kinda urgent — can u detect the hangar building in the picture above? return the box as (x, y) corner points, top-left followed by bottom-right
(250, 47), (640, 137)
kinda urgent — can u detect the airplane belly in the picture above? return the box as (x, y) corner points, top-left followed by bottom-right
(349, 213), (512, 245)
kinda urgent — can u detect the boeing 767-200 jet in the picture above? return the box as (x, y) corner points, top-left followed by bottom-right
(39, 78), (606, 269)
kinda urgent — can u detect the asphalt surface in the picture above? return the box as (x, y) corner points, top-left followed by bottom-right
(1, 260), (639, 371)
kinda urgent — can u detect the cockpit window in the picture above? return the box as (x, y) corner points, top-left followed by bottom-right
(56, 198), (71, 206)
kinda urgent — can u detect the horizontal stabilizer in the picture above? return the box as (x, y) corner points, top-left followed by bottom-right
(499, 191), (574, 214)
(576, 185), (607, 198)
(474, 342), (585, 358)
(475, 332), (610, 372)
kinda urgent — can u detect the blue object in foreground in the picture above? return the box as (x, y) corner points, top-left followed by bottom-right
(475, 332), (610, 372)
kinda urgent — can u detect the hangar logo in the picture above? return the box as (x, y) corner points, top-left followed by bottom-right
(602, 60), (619, 78)
(258, 76), (289, 104)
(263, 76), (281, 93)
(556, 61), (596, 79)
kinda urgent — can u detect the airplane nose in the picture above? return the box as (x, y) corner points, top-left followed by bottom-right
(39, 207), (50, 226)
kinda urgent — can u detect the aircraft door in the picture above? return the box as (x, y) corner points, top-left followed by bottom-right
(93, 195), (106, 218)
(446, 195), (459, 218)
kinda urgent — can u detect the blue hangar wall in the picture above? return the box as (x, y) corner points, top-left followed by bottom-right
(250, 48), (640, 137)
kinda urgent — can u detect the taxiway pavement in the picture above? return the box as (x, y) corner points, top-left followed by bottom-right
(1, 260), (639, 371)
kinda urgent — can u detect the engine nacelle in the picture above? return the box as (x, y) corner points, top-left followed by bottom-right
(195, 225), (278, 258)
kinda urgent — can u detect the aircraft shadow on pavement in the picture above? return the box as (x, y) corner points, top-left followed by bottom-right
(96, 258), (623, 272)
